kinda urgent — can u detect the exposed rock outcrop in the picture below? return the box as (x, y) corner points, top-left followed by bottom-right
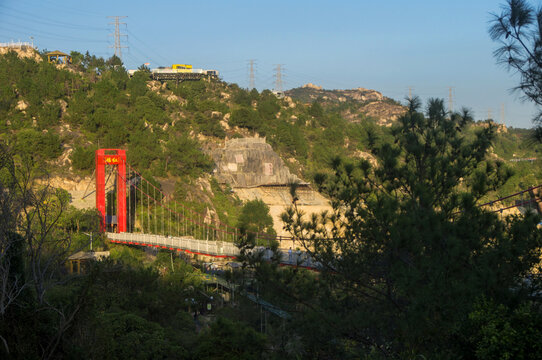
(302, 83), (323, 90)
(0, 45), (42, 62)
(286, 85), (406, 124)
(211, 138), (303, 187)
(210, 137), (332, 238)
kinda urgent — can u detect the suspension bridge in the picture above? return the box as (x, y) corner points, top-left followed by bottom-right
(96, 149), (316, 268)
(95, 149), (542, 268)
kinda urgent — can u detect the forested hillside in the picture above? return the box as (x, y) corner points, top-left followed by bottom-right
(2, 48), (540, 199)
(0, 50), (382, 181)
(1, 48), (542, 359)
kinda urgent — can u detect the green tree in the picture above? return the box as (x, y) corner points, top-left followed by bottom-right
(464, 299), (542, 360)
(194, 317), (267, 359)
(89, 311), (186, 359)
(91, 79), (121, 109)
(134, 95), (169, 125)
(136, 64), (151, 73)
(195, 112), (226, 138)
(257, 96), (280, 120)
(274, 97), (542, 358)
(127, 129), (160, 169)
(489, 0), (542, 139)
(15, 129), (62, 160)
(165, 135), (213, 177)
(70, 145), (97, 171)
(233, 88), (252, 106)
(308, 100), (324, 118)
(106, 54), (123, 68)
(238, 199), (276, 238)
(69, 51), (85, 67)
(0, 147), (93, 359)
(230, 107), (262, 130)
(127, 71), (149, 99)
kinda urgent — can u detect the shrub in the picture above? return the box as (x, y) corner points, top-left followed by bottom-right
(71, 145), (97, 171)
(15, 128), (62, 159)
(230, 107), (262, 130)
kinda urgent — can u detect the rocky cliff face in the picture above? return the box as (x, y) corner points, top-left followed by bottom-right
(286, 84), (406, 125)
(211, 137), (332, 237)
(210, 137), (303, 187)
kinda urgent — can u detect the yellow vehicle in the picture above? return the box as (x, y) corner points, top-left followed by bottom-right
(172, 64), (192, 69)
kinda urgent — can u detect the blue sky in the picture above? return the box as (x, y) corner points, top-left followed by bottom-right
(0, 0), (538, 128)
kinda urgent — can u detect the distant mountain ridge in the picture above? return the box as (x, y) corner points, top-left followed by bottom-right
(285, 83), (406, 126)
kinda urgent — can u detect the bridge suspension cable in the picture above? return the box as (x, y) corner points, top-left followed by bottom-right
(123, 163), (279, 242)
(111, 161), (542, 244)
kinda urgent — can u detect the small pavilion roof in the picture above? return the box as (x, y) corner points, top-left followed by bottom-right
(47, 50), (69, 57)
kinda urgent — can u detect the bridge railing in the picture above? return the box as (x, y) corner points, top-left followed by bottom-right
(107, 232), (240, 257)
(106, 232), (320, 268)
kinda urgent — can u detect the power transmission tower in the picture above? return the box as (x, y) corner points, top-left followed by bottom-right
(448, 86), (454, 114)
(108, 16), (128, 61)
(488, 109), (493, 121)
(248, 59), (256, 89)
(273, 64), (285, 92)
(500, 103), (505, 125)
(408, 86), (413, 100)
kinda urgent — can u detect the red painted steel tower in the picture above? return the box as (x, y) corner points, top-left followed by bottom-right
(95, 149), (127, 233)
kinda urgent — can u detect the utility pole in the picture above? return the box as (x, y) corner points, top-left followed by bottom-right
(274, 64), (285, 92)
(107, 16), (128, 61)
(248, 59), (256, 89)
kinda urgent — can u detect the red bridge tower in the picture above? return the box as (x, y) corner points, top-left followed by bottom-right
(95, 149), (127, 233)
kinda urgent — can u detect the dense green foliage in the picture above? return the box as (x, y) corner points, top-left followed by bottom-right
(243, 98), (542, 359)
(194, 317), (267, 359)
(1, 49), (537, 200)
(490, 0), (542, 136)
(2, 47), (542, 359)
(0, 146), (270, 359)
(237, 199), (276, 239)
(0, 51), (213, 178)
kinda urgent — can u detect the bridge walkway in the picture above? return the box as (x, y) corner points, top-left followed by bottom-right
(106, 232), (318, 269)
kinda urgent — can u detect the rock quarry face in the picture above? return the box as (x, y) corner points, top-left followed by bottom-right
(211, 138), (332, 238)
(210, 138), (303, 187)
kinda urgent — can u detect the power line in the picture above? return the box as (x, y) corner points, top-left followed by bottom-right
(0, 22), (107, 44)
(0, 3), (104, 30)
(36, 0), (105, 17)
(107, 16), (128, 61)
(125, 40), (163, 69)
(126, 29), (170, 66)
(0, 9), (104, 32)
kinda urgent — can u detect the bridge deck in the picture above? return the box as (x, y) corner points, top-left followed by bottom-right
(106, 232), (318, 268)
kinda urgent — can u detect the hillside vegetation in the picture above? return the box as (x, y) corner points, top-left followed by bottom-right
(1, 48), (542, 359)
(1, 49), (541, 209)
